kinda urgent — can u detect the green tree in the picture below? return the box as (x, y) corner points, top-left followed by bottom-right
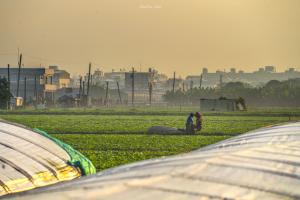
(0, 77), (12, 109)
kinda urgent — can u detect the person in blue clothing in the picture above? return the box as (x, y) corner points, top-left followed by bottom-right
(186, 113), (195, 134)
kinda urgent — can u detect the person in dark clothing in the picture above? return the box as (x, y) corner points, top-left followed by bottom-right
(186, 113), (195, 134)
(195, 112), (202, 131)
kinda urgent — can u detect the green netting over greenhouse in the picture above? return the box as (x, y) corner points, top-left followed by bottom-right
(33, 129), (96, 176)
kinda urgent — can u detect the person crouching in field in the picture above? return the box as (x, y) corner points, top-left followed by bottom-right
(195, 112), (202, 132)
(186, 113), (195, 134)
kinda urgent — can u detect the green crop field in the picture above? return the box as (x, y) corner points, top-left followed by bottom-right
(1, 107), (299, 171)
(52, 134), (229, 170)
(0, 115), (295, 135)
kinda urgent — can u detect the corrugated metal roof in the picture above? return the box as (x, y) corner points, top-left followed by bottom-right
(5, 122), (300, 200)
(0, 121), (80, 196)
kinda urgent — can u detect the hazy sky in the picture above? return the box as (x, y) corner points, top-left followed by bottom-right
(1, 0), (300, 77)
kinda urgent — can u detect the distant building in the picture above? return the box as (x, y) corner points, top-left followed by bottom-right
(152, 72), (168, 93)
(230, 68), (236, 74)
(265, 66), (275, 73)
(286, 68), (296, 73)
(0, 67), (54, 103)
(83, 69), (126, 90)
(104, 71), (126, 89)
(125, 71), (151, 91)
(124, 69), (166, 104)
(49, 66), (71, 88)
(92, 69), (105, 86)
(125, 71), (150, 104)
(165, 78), (184, 91)
(186, 66), (300, 88)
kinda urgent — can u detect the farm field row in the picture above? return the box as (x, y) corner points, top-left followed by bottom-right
(1, 115), (296, 135)
(52, 134), (230, 171)
(1, 106), (300, 116)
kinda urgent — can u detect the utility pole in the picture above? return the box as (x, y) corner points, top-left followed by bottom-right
(117, 81), (122, 104)
(190, 80), (194, 90)
(7, 64), (11, 109)
(219, 74), (223, 88)
(34, 75), (37, 105)
(172, 71), (176, 93)
(131, 67), (135, 106)
(52, 91), (54, 106)
(149, 82), (153, 105)
(79, 76), (82, 100)
(24, 77), (27, 107)
(82, 81), (85, 106)
(87, 62), (91, 99)
(7, 64), (10, 94)
(199, 74), (203, 89)
(16, 54), (22, 97)
(17, 48), (19, 64)
(49, 75), (54, 105)
(82, 81), (85, 96)
(105, 81), (109, 106)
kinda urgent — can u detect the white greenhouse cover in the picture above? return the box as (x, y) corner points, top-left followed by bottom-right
(5, 122), (300, 200)
(0, 120), (80, 196)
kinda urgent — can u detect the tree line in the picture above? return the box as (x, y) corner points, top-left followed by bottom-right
(1, 77), (300, 108)
(163, 78), (300, 107)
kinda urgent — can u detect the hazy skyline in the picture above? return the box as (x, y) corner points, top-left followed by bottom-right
(1, 0), (300, 77)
